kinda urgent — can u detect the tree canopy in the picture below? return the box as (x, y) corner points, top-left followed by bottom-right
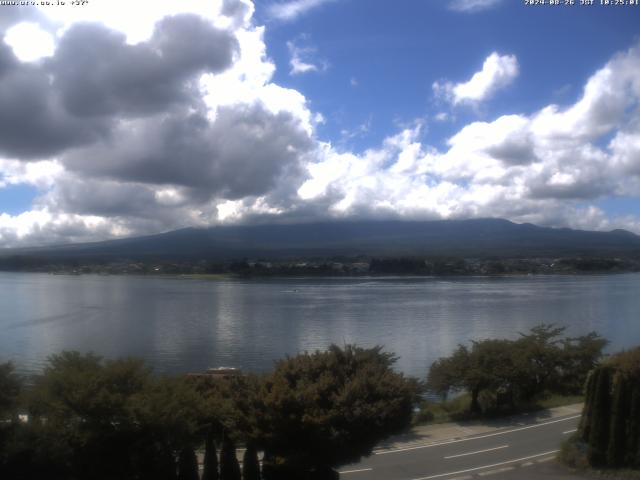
(427, 325), (607, 414)
(2, 352), (208, 480)
(578, 347), (640, 469)
(258, 344), (418, 476)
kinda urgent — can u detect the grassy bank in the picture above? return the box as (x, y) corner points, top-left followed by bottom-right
(413, 393), (584, 425)
(560, 436), (640, 480)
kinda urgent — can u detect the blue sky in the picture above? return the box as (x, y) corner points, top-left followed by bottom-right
(0, 0), (639, 246)
(263, 0), (638, 146)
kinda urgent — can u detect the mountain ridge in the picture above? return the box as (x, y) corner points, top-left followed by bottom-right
(2, 218), (640, 261)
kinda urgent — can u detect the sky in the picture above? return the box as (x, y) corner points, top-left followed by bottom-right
(0, 0), (639, 247)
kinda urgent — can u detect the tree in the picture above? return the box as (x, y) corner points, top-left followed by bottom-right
(427, 325), (608, 414)
(242, 442), (260, 480)
(220, 434), (241, 480)
(626, 385), (640, 467)
(258, 345), (418, 477)
(606, 372), (628, 467)
(427, 340), (518, 414)
(20, 351), (208, 480)
(559, 332), (608, 394)
(202, 429), (219, 480)
(25, 352), (153, 479)
(178, 447), (199, 480)
(577, 347), (640, 469)
(512, 324), (566, 401)
(0, 362), (21, 420)
(426, 346), (468, 401)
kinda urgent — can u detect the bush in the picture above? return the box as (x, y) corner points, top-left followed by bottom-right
(559, 435), (590, 470)
(258, 345), (419, 474)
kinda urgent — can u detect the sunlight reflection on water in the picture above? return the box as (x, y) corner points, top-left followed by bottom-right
(1, 273), (639, 378)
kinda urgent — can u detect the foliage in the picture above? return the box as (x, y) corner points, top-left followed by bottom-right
(2, 351), (209, 480)
(0, 362), (21, 419)
(177, 447), (199, 480)
(242, 443), (260, 480)
(559, 434), (590, 470)
(414, 392), (582, 426)
(202, 430), (219, 480)
(579, 347), (640, 470)
(220, 434), (241, 480)
(427, 325), (607, 414)
(559, 332), (609, 394)
(257, 344), (418, 474)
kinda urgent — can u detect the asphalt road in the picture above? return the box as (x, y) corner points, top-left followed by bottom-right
(339, 412), (581, 480)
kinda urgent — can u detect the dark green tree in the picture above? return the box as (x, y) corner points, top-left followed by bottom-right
(512, 324), (565, 401)
(560, 332), (608, 394)
(242, 442), (260, 480)
(25, 352), (152, 479)
(626, 385), (640, 467)
(19, 351), (208, 480)
(220, 434), (241, 480)
(427, 325), (607, 414)
(0, 362), (21, 420)
(202, 429), (219, 480)
(426, 347), (468, 401)
(178, 446), (199, 480)
(258, 345), (418, 477)
(579, 369), (598, 442)
(427, 340), (518, 414)
(577, 347), (640, 469)
(606, 372), (628, 467)
(587, 366), (612, 466)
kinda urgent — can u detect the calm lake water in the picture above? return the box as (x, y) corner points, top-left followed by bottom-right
(1, 272), (639, 379)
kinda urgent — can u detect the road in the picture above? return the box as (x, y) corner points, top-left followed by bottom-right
(339, 410), (581, 480)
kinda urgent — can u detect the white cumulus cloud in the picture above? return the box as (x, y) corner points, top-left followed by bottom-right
(433, 52), (519, 105)
(267, 0), (336, 22)
(287, 38), (327, 75)
(2, 1), (640, 247)
(449, 0), (503, 12)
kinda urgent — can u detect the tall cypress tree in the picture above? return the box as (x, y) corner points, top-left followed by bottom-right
(606, 373), (628, 467)
(202, 430), (219, 480)
(177, 447), (200, 480)
(261, 451), (275, 480)
(588, 366), (612, 466)
(220, 435), (241, 480)
(580, 369), (598, 442)
(628, 385), (640, 468)
(242, 443), (261, 480)
(157, 450), (178, 480)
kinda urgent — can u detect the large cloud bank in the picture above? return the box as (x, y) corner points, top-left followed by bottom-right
(0, 0), (640, 247)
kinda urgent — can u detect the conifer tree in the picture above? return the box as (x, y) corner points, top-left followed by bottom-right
(242, 443), (260, 480)
(220, 434), (241, 480)
(627, 385), (640, 468)
(260, 451), (275, 480)
(587, 366), (612, 466)
(579, 368), (597, 442)
(177, 447), (200, 480)
(606, 372), (628, 467)
(202, 430), (219, 480)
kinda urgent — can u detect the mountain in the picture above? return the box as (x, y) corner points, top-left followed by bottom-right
(3, 219), (640, 261)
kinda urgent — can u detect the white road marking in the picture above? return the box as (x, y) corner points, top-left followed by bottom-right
(444, 445), (509, 459)
(562, 429), (577, 435)
(478, 466), (515, 476)
(536, 456), (555, 463)
(339, 468), (373, 474)
(375, 415), (580, 455)
(410, 450), (560, 480)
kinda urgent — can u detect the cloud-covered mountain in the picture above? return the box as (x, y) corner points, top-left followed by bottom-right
(7, 219), (640, 261)
(0, 1), (639, 248)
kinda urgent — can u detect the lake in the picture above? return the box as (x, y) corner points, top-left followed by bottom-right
(1, 272), (639, 379)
